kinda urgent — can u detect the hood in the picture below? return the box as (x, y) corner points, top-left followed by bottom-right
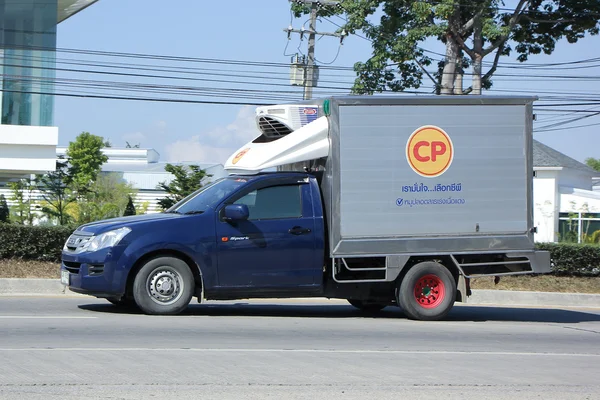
(76, 212), (184, 235)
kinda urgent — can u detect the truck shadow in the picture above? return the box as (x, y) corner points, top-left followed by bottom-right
(77, 302), (600, 323)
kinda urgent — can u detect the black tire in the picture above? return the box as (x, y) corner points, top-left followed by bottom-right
(397, 261), (456, 321)
(132, 256), (194, 315)
(347, 299), (387, 313)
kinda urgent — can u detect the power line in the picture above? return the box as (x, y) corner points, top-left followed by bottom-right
(3, 51), (358, 80)
(2, 44), (358, 71)
(535, 121), (600, 133)
(0, 89), (275, 106)
(535, 111), (600, 130)
(0, 62), (359, 90)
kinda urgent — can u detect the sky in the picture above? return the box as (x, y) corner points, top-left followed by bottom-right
(54, 0), (600, 165)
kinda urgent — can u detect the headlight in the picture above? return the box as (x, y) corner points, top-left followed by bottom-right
(84, 227), (131, 252)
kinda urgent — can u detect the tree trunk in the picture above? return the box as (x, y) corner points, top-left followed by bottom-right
(453, 50), (464, 95)
(472, 17), (484, 95)
(453, 69), (464, 94)
(472, 54), (482, 95)
(440, 35), (459, 95)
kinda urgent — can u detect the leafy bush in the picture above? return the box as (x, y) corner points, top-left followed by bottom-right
(0, 224), (74, 263)
(1, 223), (598, 277)
(536, 242), (600, 277)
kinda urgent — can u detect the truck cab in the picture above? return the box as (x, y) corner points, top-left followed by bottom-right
(62, 172), (327, 314)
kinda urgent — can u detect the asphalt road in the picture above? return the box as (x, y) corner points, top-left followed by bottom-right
(0, 297), (599, 400)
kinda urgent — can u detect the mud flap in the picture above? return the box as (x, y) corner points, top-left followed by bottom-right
(457, 274), (469, 303)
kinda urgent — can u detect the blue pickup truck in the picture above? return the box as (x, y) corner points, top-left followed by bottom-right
(61, 96), (551, 320)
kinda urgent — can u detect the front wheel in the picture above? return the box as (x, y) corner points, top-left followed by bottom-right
(397, 261), (456, 321)
(133, 256), (194, 315)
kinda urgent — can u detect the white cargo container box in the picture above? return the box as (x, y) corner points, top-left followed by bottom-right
(225, 96), (547, 273)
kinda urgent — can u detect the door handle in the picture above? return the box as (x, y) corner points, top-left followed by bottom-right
(289, 226), (311, 235)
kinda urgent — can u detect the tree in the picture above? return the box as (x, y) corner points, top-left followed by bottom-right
(0, 194), (9, 223)
(66, 132), (109, 193)
(157, 164), (210, 210)
(8, 179), (37, 225)
(71, 173), (136, 224)
(300, 1), (600, 95)
(123, 195), (137, 216)
(36, 159), (76, 225)
(585, 157), (600, 172)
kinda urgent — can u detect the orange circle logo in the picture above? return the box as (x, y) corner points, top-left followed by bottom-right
(406, 125), (453, 177)
(232, 148), (250, 165)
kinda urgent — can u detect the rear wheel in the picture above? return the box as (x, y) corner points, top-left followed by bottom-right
(133, 256), (194, 315)
(347, 299), (387, 313)
(397, 261), (456, 321)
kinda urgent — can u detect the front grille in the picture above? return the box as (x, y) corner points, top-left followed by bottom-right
(63, 261), (81, 274)
(88, 264), (105, 276)
(257, 116), (292, 138)
(65, 233), (92, 252)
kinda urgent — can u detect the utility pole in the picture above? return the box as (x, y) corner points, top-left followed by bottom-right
(305, 2), (318, 100)
(285, 0), (346, 100)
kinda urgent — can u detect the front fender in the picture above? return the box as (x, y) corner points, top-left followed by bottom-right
(114, 231), (217, 293)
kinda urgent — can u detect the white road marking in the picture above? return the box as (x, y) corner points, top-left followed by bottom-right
(0, 348), (596, 357)
(0, 316), (97, 319)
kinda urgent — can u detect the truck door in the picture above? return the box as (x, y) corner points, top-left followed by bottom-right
(215, 179), (321, 289)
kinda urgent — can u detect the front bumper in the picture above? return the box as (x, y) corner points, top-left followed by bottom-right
(61, 248), (128, 298)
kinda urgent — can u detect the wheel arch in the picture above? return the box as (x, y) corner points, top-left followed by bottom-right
(125, 249), (204, 301)
(396, 255), (464, 302)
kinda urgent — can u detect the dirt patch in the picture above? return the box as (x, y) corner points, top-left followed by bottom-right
(0, 259), (60, 279)
(1, 259), (599, 294)
(470, 275), (600, 294)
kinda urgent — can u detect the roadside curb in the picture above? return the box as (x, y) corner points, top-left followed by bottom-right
(466, 289), (600, 308)
(1, 279), (600, 308)
(0, 278), (76, 296)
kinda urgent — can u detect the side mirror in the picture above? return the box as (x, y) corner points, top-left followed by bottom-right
(224, 204), (249, 221)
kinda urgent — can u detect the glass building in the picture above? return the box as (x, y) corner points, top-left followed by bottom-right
(0, 0), (98, 178)
(0, 0), (58, 127)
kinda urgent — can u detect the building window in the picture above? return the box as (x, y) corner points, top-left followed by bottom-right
(0, 0), (57, 127)
(558, 212), (600, 243)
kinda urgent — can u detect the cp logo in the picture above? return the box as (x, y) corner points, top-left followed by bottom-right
(406, 125), (453, 178)
(232, 148), (250, 165)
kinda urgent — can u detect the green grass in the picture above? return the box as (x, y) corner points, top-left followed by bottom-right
(470, 275), (600, 294)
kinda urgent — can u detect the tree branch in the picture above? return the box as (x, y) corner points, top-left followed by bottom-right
(461, 8), (485, 35)
(482, 43), (505, 82)
(451, 32), (476, 59)
(483, 0), (530, 56)
(414, 58), (439, 87)
(522, 16), (578, 24)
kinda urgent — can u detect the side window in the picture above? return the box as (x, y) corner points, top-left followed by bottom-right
(234, 185), (302, 220)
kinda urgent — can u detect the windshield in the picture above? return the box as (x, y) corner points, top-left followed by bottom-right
(168, 177), (249, 214)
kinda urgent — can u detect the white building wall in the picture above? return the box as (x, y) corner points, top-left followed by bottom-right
(134, 190), (169, 214)
(557, 168), (594, 191)
(56, 147), (160, 164)
(559, 188), (600, 213)
(0, 125), (58, 177)
(123, 172), (173, 191)
(533, 170), (560, 242)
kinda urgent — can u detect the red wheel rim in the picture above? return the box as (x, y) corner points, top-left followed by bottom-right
(413, 274), (446, 309)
